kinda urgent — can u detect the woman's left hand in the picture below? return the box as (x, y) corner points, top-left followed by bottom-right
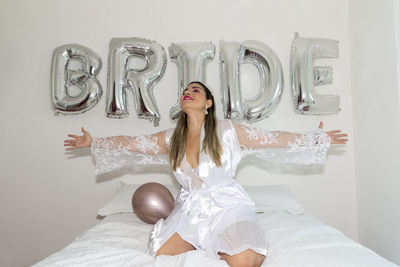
(318, 121), (348, 144)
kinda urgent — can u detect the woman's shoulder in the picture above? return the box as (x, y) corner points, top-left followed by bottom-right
(164, 127), (176, 145)
(217, 118), (235, 130)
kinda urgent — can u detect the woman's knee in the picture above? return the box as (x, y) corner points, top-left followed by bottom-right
(235, 252), (257, 267)
(222, 249), (265, 267)
(155, 232), (195, 257)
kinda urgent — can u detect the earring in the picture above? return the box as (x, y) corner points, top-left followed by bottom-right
(205, 106), (208, 115)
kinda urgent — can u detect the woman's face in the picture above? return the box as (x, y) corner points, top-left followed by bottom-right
(180, 83), (212, 114)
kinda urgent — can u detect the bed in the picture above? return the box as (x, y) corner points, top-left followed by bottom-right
(33, 182), (398, 267)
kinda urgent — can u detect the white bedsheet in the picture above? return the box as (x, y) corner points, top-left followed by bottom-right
(33, 212), (398, 267)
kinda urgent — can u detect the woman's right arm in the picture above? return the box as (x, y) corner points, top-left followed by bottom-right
(64, 127), (94, 150)
(64, 127), (173, 175)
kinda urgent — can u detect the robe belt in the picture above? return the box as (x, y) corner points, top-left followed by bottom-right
(177, 180), (235, 224)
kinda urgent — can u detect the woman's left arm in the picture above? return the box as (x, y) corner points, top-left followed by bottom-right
(231, 120), (348, 164)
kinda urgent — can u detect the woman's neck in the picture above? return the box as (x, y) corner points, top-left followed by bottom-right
(186, 111), (205, 136)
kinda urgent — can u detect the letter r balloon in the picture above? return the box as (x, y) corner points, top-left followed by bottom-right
(106, 37), (167, 126)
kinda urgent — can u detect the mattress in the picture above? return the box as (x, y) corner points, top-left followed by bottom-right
(33, 211), (398, 267)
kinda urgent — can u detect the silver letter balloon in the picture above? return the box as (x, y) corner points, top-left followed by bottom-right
(290, 33), (340, 114)
(51, 44), (102, 115)
(168, 42), (215, 121)
(106, 37), (167, 126)
(219, 40), (284, 123)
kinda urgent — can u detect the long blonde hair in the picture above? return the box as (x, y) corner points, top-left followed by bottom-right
(169, 81), (222, 171)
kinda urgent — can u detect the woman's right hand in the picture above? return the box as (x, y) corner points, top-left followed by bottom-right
(64, 127), (93, 150)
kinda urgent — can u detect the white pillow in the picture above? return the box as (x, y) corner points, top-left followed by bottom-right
(97, 182), (304, 217)
(242, 184), (305, 215)
(97, 181), (180, 217)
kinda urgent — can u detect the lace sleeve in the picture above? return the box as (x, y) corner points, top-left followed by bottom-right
(231, 121), (331, 164)
(91, 129), (174, 175)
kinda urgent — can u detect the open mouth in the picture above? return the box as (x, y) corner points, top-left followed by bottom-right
(183, 96), (193, 100)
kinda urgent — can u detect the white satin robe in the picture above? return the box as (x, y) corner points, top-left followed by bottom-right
(91, 119), (331, 260)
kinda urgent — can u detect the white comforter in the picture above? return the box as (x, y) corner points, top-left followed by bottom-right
(33, 212), (397, 267)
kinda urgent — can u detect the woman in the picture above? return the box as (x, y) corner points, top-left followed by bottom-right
(64, 81), (347, 267)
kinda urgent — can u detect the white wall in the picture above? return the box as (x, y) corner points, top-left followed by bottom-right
(349, 0), (400, 264)
(0, 0), (357, 266)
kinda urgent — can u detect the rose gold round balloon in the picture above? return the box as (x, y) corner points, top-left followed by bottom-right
(132, 182), (174, 224)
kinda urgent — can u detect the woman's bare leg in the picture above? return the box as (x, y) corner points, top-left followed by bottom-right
(156, 232), (196, 256)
